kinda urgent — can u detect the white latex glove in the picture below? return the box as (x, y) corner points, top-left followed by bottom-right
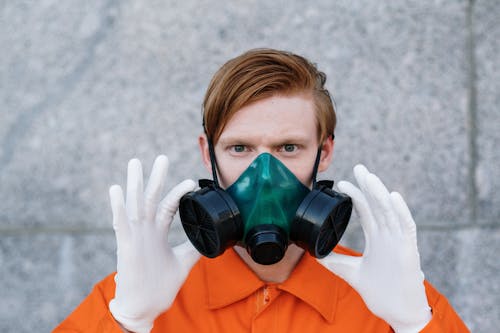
(108, 155), (199, 333)
(319, 164), (432, 333)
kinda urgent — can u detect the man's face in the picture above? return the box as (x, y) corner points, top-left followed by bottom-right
(200, 94), (334, 188)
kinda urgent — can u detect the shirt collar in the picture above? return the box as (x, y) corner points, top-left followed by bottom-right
(278, 250), (339, 323)
(203, 248), (265, 309)
(202, 247), (339, 323)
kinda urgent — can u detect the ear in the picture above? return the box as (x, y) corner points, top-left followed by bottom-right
(317, 135), (334, 173)
(198, 134), (212, 173)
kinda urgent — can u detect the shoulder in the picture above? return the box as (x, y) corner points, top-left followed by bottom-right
(93, 272), (118, 303)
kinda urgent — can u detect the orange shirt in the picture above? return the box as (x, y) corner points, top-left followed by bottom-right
(55, 245), (469, 332)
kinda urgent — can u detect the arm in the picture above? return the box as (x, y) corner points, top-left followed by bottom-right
(54, 156), (200, 333)
(108, 156), (199, 333)
(320, 164), (469, 332)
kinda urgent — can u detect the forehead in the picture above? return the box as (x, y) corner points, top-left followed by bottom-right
(218, 94), (318, 144)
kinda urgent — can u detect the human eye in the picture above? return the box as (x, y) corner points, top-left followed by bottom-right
(230, 144), (247, 154)
(278, 144), (298, 154)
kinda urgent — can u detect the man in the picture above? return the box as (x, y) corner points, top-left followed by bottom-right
(55, 49), (469, 332)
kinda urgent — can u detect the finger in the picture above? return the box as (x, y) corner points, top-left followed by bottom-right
(353, 164), (371, 197)
(318, 252), (361, 287)
(337, 180), (376, 240)
(390, 192), (423, 271)
(144, 155), (169, 222)
(126, 158), (145, 222)
(390, 191), (417, 239)
(109, 185), (131, 243)
(157, 179), (197, 230)
(364, 173), (399, 232)
(173, 241), (201, 273)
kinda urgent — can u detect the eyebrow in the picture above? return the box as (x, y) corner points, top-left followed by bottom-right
(218, 133), (312, 146)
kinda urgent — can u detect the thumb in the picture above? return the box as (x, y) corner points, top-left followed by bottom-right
(157, 179), (197, 229)
(318, 252), (361, 286)
(109, 185), (131, 244)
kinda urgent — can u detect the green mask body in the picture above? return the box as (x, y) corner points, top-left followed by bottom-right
(179, 147), (352, 266)
(226, 153), (310, 262)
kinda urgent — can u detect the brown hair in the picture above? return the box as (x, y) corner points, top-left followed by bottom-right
(203, 48), (336, 144)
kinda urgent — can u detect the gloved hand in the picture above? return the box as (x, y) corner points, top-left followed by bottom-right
(319, 164), (432, 333)
(108, 155), (199, 333)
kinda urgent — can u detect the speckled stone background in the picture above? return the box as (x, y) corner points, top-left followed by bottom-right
(1, 1), (498, 332)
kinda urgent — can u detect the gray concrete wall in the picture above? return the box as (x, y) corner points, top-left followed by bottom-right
(1, 1), (498, 332)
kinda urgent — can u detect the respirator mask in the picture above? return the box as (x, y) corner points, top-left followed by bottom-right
(179, 138), (352, 265)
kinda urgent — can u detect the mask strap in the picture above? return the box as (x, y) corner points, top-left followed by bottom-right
(312, 134), (334, 187)
(311, 147), (322, 188)
(207, 138), (221, 187)
(203, 119), (222, 188)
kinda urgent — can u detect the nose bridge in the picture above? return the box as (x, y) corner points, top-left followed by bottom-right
(257, 145), (272, 153)
(259, 153), (273, 182)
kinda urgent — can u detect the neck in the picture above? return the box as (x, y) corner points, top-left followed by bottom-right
(233, 244), (305, 283)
